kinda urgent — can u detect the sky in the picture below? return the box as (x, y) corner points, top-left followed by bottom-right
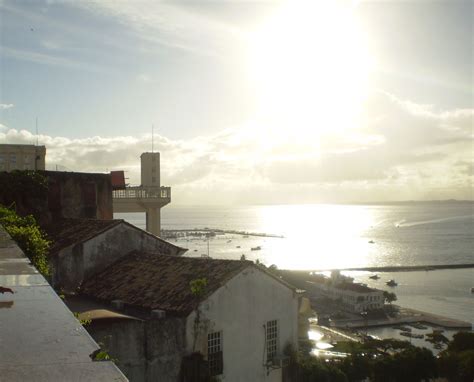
(0, 0), (472, 205)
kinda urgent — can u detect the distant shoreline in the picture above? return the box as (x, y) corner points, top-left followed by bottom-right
(282, 263), (474, 273)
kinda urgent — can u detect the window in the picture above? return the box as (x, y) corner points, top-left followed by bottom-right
(207, 331), (223, 376)
(266, 320), (278, 362)
(152, 177), (156, 183)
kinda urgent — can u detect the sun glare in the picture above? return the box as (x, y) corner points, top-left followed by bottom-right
(249, 1), (374, 140)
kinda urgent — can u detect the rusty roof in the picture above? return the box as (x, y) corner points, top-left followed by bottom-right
(81, 252), (254, 316)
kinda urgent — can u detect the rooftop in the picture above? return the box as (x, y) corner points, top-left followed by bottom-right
(81, 252), (253, 316)
(43, 218), (186, 257)
(334, 282), (378, 293)
(44, 218), (122, 257)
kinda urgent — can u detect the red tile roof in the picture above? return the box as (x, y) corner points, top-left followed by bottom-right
(80, 252), (254, 316)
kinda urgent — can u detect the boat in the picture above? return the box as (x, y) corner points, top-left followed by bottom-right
(394, 325), (412, 332)
(368, 240), (375, 244)
(386, 279), (398, 287)
(409, 323), (428, 330)
(400, 332), (424, 339)
(251, 246), (262, 251)
(369, 274), (380, 280)
(236, 246), (241, 248)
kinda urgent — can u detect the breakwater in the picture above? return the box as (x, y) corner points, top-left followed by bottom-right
(162, 228), (284, 239)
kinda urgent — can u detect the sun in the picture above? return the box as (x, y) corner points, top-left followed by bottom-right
(248, 0), (374, 140)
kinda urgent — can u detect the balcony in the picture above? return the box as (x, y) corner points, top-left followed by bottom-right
(113, 186), (171, 200)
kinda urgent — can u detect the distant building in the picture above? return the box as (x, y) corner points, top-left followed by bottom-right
(0, 144), (46, 171)
(74, 253), (299, 382)
(308, 271), (384, 313)
(44, 218), (187, 292)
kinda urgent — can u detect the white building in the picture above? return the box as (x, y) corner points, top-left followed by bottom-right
(0, 144), (46, 171)
(309, 272), (384, 313)
(78, 253), (299, 382)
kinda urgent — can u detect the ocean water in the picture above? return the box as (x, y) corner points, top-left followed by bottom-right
(114, 202), (474, 325)
(116, 202), (473, 269)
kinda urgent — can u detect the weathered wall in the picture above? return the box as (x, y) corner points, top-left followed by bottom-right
(52, 244), (83, 291)
(145, 318), (186, 382)
(53, 222), (185, 291)
(88, 319), (146, 382)
(87, 317), (186, 382)
(186, 267), (298, 382)
(45, 171), (113, 222)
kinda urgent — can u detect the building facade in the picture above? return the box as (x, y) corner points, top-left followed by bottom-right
(308, 271), (384, 313)
(45, 218), (187, 292)
(0, 144), (46, 171)
(78, 253), (299, 382)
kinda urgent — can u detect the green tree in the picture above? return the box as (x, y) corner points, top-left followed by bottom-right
(383, 291), (397, 304)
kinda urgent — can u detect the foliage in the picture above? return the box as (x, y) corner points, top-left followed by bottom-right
(383, 291), (397, 304)
(294, 332), (474, 382)
(446, 331), (474, 353)
(93, 350), (111, 361)
(190, 278), (208, 297)
(73, 312), (92, 326)
(0, 171), (48, 218)
(425, 329), (450, 347)
(438, 332), (474, 382)
(0, 205), (50, 276)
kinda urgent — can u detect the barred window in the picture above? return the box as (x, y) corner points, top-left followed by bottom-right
(266, 320), (278, 362)
(208, 331), (223, 376)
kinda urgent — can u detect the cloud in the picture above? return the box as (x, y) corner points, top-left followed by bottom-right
(0, 104), (14, 110)
(2, 46), (111, 74)
(1, 91), (472, 203)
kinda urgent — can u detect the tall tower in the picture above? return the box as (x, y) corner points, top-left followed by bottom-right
(140, 152), (160, 187)
(113, 152), (171, 237)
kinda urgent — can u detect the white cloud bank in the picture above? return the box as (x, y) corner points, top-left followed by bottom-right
(0, 104), (14, 110)
(1, 92), (472, 204)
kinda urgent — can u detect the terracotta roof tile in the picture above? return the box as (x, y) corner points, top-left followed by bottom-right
(81, 252), (252, 316)
(44, 218), (122, 257)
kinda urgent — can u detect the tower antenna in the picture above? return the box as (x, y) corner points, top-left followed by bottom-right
(152, 124), (154, 153)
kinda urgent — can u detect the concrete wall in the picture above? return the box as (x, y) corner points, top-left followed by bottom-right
(186, 267), (298, 382)
(87, 317), (186, 382)
(140, 152), (160, 188)
(53, 222), (185, 291)
(45, 171), (113, 222)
